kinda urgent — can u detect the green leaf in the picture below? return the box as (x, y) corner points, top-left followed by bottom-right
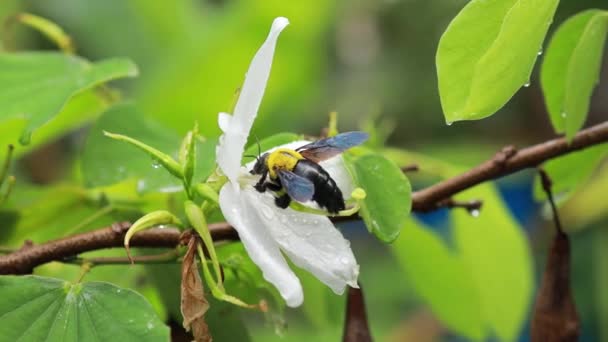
(0, 90), (110, 161)
(533, 144), (608, 201)
(0, 275), (169, 342)
(541, 10), (608, 139)
(452, 184), (533, 341)
(437, 0), (559, 123)
(82, 103), (217, 193)
(346, 153), (411, 242)
(392, 218), (484, 340)
(0, 52), (138, 144)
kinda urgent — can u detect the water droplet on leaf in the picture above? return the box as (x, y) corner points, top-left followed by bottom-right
(561, 112), (567, 118)
(19, 130), (32, 145)
(151, 159), (161, 169)
(523, 82), (531, 88)
(469, 209), (480, 218)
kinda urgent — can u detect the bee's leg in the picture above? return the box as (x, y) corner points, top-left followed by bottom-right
(254, 171), (268, 192)
(274, 194), (291, 209)
(266, 182), (282, 191)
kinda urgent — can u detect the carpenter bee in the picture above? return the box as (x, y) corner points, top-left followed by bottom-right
(249, 131), (368, 213)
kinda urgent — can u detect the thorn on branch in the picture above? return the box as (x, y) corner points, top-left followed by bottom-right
(493, 145), (517, 166)
(418, 198), (483, 214)
(401, 164), (419, 173)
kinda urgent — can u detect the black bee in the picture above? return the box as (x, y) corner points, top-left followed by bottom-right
(249, 131), (368, 213)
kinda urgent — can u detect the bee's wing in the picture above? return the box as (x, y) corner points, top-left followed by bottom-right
(296, 131), (368, 163)
(277, 170), (315, 203)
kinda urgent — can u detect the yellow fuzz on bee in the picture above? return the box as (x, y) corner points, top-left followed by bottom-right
(267, 148), (304, 179)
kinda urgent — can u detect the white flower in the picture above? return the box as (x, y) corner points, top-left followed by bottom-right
(216, 17), (359, 307)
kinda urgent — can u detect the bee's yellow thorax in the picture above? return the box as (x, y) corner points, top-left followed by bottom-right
(267, 148), (304, 179)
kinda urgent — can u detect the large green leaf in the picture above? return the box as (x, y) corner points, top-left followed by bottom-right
(0, 90), (110, 161)
(0, 275), (169, 342)
(346, 153), (411, 242)
(81, 103), (216, 193)
(541, 10), (608, 140)
(437, 0), (559, 123)
(533, 143), (608, 201)
(0, 52), (137, 144)
(452, 185), (533, 341)
(393, 218), (484, 340)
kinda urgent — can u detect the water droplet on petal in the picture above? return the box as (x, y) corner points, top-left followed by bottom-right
(340, 257), (349, 265)
(260, 204), (274, 220)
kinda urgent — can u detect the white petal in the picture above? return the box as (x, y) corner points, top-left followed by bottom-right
(219, 184), (304, 307)
(216, 17), (289, 184)
(243, 188), (359, 294)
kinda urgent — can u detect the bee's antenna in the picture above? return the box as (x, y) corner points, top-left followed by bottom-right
(243, 154), (259, 160)
(254, 134), (262, 158)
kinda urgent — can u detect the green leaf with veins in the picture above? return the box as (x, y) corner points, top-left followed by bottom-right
(0, 275), (169, 342)
(0, 52), (137, 144)
(541, 10), (608, 139)
(437, 0), (559, 123)
(345, 153), (411, 242)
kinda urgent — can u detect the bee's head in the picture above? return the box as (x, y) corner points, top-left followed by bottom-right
(250, 152), (269, 175)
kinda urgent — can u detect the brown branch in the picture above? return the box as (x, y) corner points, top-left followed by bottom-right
(0, 221), (237, 274)
(412, 121), (608, 211)
(1, 121), (608, 274)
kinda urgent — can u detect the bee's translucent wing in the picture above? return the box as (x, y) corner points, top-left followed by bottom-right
(297, 131), (368, 163)
(277, 170), (315, 203)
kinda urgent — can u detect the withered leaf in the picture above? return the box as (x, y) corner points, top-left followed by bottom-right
(343, 286), (373, 342)
(181, 236), (212, 342)
(531, 231), (580, 341)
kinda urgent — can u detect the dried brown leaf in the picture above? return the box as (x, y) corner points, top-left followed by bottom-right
(181, 237), (212, 342)
(343, 286), (373, 342)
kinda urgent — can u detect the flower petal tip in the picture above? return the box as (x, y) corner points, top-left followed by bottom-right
(284, 287), (304, 308)
(272, 17), (289, 33)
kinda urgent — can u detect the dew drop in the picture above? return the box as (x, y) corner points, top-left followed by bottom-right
(523, 82), (530, 88)
(446, 121), (453, 126)
(340, 257), (349, 265)
(469, 209), (480, 218)
(537, 48), (543, 56)
(260, 204), (274, 220)
(561, 112), (567, 118)
(19, 130), (32, 145)
(151, 159), (161, 169)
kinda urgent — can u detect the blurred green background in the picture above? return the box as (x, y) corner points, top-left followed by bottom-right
(1, 0), (608, 341)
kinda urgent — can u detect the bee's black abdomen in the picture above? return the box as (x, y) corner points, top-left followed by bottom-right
(293, 160), (345, 214)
